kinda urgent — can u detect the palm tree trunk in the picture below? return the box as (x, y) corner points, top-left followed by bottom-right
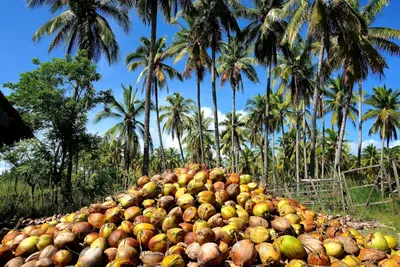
(272, 131), (276, 186)
(380, 136), (385, 195)
(303, 103), (308, 180)
(296, 107), (300, 191)
(142, 1), (157, 176)
(197, 75), (205, 164)
(334, 82), (354, 171)
(309, 40), (325, 179)
(211, 36), (221, 167)
(178, 133), (185, 163)
(321, 100), (325, 179)
(232, 86), (236, 173)
(357, 80), (363, 170)
(280, 113), (288, 179)
(264, 64), (272, 181)
(154, 80), (166, 170)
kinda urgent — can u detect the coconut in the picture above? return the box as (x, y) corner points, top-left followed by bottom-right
(209, 169), (224, 182)
(161, 254), (185, 267)
(341, 255), (361, 267)
(178, 174), (193, 187)
(36, 234), (53, 251)
(90, 237), (108, 251)
(221, 206), (237, 220)
(142, 182), (159, 199)
(197, 243), (223, 266)
(253, 203), (270, 218)
(133, 223), (155, 237)
(239, 174), (251, 185)
(335, 235), (360, 255)
(76, 247), (103, 267)
(220, 225), (238, 246)
(148, 234), (169, 254)
(83, 233), (99, 247)
(358, 248), (387, 262)
(227, 218), (246, 231)
(104, 248), (117, 264)
(115, 246), (139, 265)
(164, 173), (178, 184)
(140, 251), (164, 267)
(38, 245), (58, 260)
(166, 228), (185, 245)
(198, 204), (216, 221)
(162, 215), (180, 232)
(134, 215), (150, 226)
(142, 199), (155, 208)
(124, 206), (142, 222)
(255, 243), (281, 265)
(53, 250), (73, 267)
(183, 207), (198, 223)
(274, 235), (306, 260)
(163, 183), (178, 197)
(364, 232), (389, 252)
(4, 258), (25, 267)
(249, 226), (270, 244)
(271, 216), (291, 233)
(286, 259), (308, 267)
(118, 237), (139, 249)
(136, 229), (155, 249)
(197, 191), (216, 205)
(207, 214), (223, 228)
(108, 229), (128, 248)
(297, 234), (324, 255)
(231, 239), (257, 266)
(323, 238), (344, 258)
(87, 213), (105, 229)
(15, 236), (39, 257)
(186, 243), (201, 260)
(158, 196), (176, 213)
(307, 251), (330, 266)
(177, 194), (195, 210)
(120, 221), (134, 236)
(35, 258), (53, 267)
(187, 180), (206, 195)
(195, 228), (216, 245)
(384, 235), (398, 250)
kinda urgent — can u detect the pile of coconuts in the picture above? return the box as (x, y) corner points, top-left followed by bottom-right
(1, 163), (400, 267)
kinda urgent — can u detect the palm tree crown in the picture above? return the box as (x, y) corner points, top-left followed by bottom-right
(28, 0), (130, 63)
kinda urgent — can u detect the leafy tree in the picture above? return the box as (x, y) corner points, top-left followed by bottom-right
(126, 36), (183, 170)
(168, 16), (211, 163)
(4, 51), (102, 202)
(27, 0), (130, 63)
(94, 84), (148, 188)
(218, 36), (259, 172)
(160, 92), (195, 163)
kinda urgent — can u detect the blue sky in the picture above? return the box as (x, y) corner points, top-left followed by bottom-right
(1, 0), (400, 159)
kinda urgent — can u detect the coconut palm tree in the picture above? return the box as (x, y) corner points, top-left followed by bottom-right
(165, 148), (183, 170)
(243, 0), (288, 179)
(129, 0), (193, 175)
(217, 36), (259, 172)
(160, 92), (195, 163)
(345, 0), (400, 169)
(190, 0), (244, 167)
(324, 74), (358, 135)
(362, 144), (380, 167)
(245, 94), (266, 167)
(220, 112), (247, 173)
(125, 36), (183, 170)
(273, 42), (314, 186)
(183, 111), (214, 164)
(167, 17), (211, 164)
(94, 84), (147, 188)
(238, 146), (260, 176)
(27, 0), (130, 63)
(363, 85), (400, 193)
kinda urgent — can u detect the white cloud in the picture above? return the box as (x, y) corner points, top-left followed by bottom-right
(350, 139), (383, 155)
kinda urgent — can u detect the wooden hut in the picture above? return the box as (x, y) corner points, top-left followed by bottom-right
(0, 90), (33, 147)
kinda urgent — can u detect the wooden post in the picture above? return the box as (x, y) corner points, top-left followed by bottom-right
(385, 163), (399, 215)
(335, 169), (347, 213)
(392, 161), (400, 199)
(342, 173), (354, 214)
(360, 169), (381, 217)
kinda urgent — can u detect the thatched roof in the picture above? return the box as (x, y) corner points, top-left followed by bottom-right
(0, 91), (33, 147)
